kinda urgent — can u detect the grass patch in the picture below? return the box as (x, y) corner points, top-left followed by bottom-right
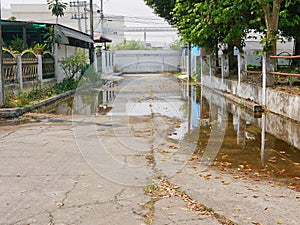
(2, 78), (78, 108)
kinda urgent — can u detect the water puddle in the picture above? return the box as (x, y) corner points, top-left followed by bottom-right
(1, 74), (299, 189)
(184, 84), (300, 189)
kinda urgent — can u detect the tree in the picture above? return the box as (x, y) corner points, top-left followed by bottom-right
(46, 0), (67, 24)
(144, 0), (177, 25)
(8, 16), (16, 21)
(278, 1), (300, 56)
(47, 0), (67, 56)
(60, 49), (88, 79)
(113, 40), (149, 50)
(174, 0), (259, 54)
(169, 39), (184, 50)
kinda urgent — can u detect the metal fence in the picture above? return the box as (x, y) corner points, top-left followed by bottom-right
(2, 49), (55, 86)
(3, 49), (17, 85)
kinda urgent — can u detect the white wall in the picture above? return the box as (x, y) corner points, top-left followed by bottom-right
(114, 50), (182, 73)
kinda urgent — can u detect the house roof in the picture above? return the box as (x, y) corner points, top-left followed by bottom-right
(58, 25), (94, 44)
(1, 20), (94, 48)
(94, 33), (112, 43)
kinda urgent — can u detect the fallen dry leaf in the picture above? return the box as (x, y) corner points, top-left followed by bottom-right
(221, 181), (230, 185)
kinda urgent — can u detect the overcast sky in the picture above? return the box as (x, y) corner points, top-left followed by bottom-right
(2, 0), (158, 18)
(1, 0), (178, 45)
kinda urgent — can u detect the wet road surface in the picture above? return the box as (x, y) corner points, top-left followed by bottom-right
(0, 73), (299, 225)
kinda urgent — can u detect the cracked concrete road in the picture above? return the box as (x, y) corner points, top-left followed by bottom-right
(0, 73), (299, 225)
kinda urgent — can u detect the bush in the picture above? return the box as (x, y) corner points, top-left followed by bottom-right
(60, 49), (88, 79)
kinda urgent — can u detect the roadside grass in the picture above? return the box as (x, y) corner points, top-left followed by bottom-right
(2, 78), (78, 108)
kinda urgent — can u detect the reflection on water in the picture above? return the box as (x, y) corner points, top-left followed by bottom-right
(186, 84), (300, 187)
(37, 81), (116, 116)
(34, 77), (300, 187)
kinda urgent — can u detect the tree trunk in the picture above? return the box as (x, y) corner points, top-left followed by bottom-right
(227, 44), (237, 75)
(262, 0), (282, 55)
(293, 36), (300, 66)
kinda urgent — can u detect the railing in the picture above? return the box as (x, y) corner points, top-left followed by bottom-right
(21, 50), (38, 82)
(3, 49), (17, 85)
(2, 49), (55, 88)
(269, 55), (300, 77)
(42, 52), (55, 79)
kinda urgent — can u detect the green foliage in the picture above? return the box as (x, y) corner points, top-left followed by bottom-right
(173, 0), (260, 54)
(30, 43), (47, 53)
(2, 78), (78, 108)
(169, 39), (184, 50)
(147, 0), (300, 54)
(113, 40), (149, 50)
(144, 0), (177, 25)
(10, 35), (25, 53)
(8, 16), (17, 21)
(81, 66), (101, 83)
(60, 49), (89, 79)
(47, 0), (68, 23)
(287, 76), (297, 86)
(279, 0), (300, 55)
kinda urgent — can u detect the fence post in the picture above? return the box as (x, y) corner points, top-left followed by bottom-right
(16, 54), (23, 91)
(238, 52), (247, 95)
(262, 52), (275, 107)
(221, 54), (229, 79)
(54, 43), (60, 82)
(37, 54), (43, 88)
(209, 56), (213, 78)
(101, 50), (106, 74)
(200, 56), (205, 85)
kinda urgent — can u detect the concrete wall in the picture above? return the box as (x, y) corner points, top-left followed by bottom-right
(202, 74), (300, 122)
(202, 86), (300, 151)
(114, 50), (181, 73)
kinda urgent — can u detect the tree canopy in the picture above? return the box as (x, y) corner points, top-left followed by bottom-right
(47, 0), (68, 24)
(144, 0), (300, 55)
(144, 0), (177, 25)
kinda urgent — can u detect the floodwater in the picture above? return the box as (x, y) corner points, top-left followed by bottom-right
(3, 74), (300, 188)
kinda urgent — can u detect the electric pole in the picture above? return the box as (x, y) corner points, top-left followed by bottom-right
(0, 0), (5, 105)
(89, 0), (94, 65)
(99, 0), (104, 35)
(70, 0), (88, 32)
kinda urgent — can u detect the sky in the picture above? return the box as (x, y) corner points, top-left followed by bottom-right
(1, 0), (178, 46)
(2, 0), (159, 18)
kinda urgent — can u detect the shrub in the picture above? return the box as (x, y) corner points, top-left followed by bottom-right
(60, 49), (88, 79)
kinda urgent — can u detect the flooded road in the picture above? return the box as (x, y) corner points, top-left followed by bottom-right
(31, 74), (300, 188)
(1, 73), (299, 225)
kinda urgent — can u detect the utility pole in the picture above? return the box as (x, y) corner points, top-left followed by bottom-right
(89, 0), (94, 65)
(187, 43), (192, 81)
(70, 0), (88, 32)
(0, 0), (5, 105)
(99, 0), (104, 35)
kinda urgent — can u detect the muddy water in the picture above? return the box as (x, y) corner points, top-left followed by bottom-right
(3, 74), (299, 187)
(184, 84), (300, 188)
